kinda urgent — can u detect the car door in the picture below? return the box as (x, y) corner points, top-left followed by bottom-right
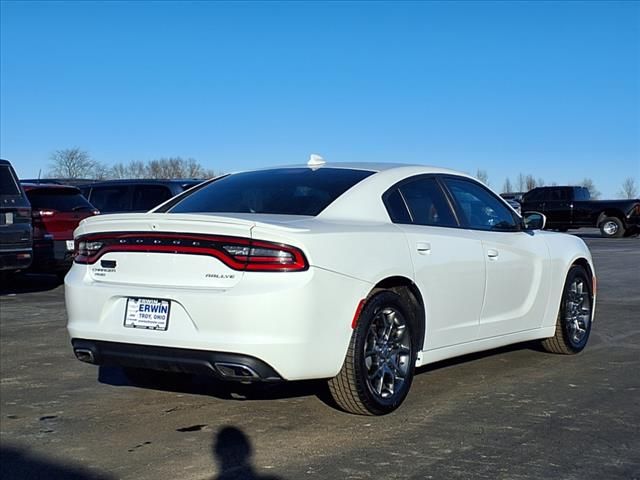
(521, 188), (546, 215)
(543, 187), (573, 226)
(384, 176), (486, 350)
(441, 177), (551, 338)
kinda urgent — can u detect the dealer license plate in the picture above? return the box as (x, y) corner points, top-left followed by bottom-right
(66, 240), (75, 250)
(124, 298), (170, 331)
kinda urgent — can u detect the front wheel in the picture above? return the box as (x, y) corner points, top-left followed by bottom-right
(599, 216), (625, 238)
(328, 290), (417, 415)
(541, 265), (593, 354)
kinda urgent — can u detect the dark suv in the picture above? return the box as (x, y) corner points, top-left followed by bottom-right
(22, 183), (99, 275)
(0, 160), (33, 272)
(78, 179), (203, 214)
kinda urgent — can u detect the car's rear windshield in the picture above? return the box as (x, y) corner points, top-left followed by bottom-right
(167, 168), (375, 216)
(27, 189), (95, 212)
(0, 165), (21, 196)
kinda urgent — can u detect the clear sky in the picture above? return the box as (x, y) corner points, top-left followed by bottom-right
(1, 0), (638, 196)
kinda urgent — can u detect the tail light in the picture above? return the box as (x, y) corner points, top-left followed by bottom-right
(32, 209), (56, 218)
(16, 208), (31, 219)
(73, 232), (308, 272)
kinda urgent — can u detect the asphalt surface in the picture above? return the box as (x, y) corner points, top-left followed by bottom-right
(1, 230), (639, 480)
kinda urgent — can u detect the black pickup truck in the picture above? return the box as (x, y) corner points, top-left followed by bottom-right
(521, 186), (640, 238)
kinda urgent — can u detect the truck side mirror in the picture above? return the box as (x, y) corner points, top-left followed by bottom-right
(523, 212), (546, 230)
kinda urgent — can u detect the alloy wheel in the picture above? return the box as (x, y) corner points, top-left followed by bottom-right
(363, 307), (412, 400)
(564, 278), (592, 346)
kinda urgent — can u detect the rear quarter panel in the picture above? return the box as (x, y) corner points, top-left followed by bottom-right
(537, 232), (595, 328)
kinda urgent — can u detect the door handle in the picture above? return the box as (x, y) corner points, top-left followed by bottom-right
(487, 249), (499, 260)
(416, 242), (431, 255)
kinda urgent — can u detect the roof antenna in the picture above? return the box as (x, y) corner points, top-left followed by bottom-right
(37, 169), (42, 184)
(307, 154), (325, 168)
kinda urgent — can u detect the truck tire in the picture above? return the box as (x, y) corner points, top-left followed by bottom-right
(598, 216), (625, 238)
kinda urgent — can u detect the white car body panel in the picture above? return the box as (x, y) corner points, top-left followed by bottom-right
(66, 162), (595, 382)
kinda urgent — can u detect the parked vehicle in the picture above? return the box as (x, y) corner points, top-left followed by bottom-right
(504, 198), (521, 216)
(78, 179), (203, 214)
(0, 160), (32, 272)
(21, 178), (94, 186)
(67, 160), (595, 415)
(22, 183), (99, 275)
(521, 186), (640, 238)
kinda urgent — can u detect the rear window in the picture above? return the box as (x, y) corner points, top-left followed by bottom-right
(133, 185), (172, 211)
(168, 168), (375, 216)
(89, 186), (131, 213)
(27, 189), (95, 212)
(0, 165), (21, 196)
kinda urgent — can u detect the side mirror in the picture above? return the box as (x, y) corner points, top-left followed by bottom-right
(523, 211), (546, 231)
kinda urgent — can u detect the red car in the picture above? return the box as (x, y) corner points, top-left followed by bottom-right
(22, 183), (99, 276)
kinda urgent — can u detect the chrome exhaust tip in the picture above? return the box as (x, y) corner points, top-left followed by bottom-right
(74, 348), (96, 364)
(214, 362), (260, 380)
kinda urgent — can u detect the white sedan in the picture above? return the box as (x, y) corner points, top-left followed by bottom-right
(66, 159), (595, 415)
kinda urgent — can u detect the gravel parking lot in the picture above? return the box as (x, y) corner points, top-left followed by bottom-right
(1, 230), (639, 480)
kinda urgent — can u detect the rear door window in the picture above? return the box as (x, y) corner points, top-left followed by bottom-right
(133, 186), (173, 211)
(397, 177), (457, 227)
(0, 165), (21, 196)
(27, 189), (95, 212)
(168, 168), (374, 216)
(89, 186), (131, 213)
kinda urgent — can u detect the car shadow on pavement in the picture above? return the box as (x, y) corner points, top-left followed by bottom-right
(97, 366), (325, 403)
(98, 342), (547, 411)
(0, 272), (63, 295)
(416, 340), (545, 376)
(0, 444), (114, 480)
(210, 426), (283, 480)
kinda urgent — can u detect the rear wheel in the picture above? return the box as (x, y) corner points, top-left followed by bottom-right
(599, 216), (625, 238)
(328, 290), (417, 415)
(541, 265), (593, 354)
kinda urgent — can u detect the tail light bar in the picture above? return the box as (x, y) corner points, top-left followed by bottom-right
(74, 232), (308, 272)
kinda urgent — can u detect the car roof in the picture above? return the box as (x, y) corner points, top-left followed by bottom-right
(77, 179), (203, 187)
(242, 162), (465, 176)
(21, 183), (82, 193)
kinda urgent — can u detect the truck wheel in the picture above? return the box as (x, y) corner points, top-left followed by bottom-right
(328, 290), (416, 415)
(541, 265), (593, 354)
(599, 217), (625, 238)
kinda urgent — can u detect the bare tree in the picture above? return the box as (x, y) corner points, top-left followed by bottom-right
(618, 177), (638, 199)
(580, 178), (601, 199)
(475, 169), (489, 186)
(525, 174), (537, 191)
(537, 178), (545, 187)
(517, 173), (526, 192)
(502, 177), (513, 194)
(107, 157), (214, 180)
(48, 148), (104, 179)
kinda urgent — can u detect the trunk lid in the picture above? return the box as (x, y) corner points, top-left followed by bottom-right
(76, 213), (308, 289)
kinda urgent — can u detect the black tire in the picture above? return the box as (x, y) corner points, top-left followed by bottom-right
(328, 290), (417, 415)
(541, 265), (593, 354)
(599, 216), (625, 238)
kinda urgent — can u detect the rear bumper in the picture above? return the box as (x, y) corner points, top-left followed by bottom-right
(71, 339), (283, 381)
(0, 249), (33, 271)
(66, 265), (372, 381)
(31, 239), (74, 272)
